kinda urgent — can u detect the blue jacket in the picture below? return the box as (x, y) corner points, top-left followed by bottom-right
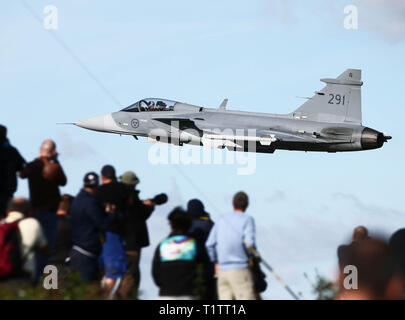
(71, 189), (112, 255)
(206, 211), (256, 271)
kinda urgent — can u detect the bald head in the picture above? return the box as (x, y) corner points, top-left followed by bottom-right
(353, 226), (369, 242)
(40, 139), (57, 158)
(7, 198), (30, 216)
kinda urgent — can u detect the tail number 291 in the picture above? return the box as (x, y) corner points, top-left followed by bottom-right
(328, 94), (345, 105)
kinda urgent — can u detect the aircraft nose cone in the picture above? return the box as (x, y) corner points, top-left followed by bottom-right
(76, 114), (118, 132)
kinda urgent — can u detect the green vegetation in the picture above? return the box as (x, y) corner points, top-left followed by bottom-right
(0, 272), (105, 300)
(304, 269), (337, 300)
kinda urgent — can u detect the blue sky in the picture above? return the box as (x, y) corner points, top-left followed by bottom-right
(1, 0), (405, 299)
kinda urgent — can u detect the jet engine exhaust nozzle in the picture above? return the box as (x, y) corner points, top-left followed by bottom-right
(361, 127), (386, 150)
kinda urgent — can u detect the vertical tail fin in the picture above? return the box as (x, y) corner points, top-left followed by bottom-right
(291, 69), (363, 124)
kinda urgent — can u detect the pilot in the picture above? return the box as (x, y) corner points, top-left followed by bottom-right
(156, 101), (167, 111)
(147, 101), (155, 111)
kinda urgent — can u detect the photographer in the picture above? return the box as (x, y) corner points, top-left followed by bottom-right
(117, 171), (167, 299)
(19, 139), (67, 283)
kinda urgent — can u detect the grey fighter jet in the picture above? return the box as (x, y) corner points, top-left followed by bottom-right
(75, 69), (391, 153)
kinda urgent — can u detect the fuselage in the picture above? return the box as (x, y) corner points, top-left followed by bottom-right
(76, 101), (387, 153)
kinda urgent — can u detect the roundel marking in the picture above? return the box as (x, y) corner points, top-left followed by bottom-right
(131, 119), (139, 128)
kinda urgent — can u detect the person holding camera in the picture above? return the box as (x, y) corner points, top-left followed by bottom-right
(19, 139), (67, 283)
(117, 171), (167, 299)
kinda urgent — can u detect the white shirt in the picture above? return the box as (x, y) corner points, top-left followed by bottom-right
(4, 211), (48, 279)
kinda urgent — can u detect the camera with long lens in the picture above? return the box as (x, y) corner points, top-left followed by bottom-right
(150, 193), (168, 205)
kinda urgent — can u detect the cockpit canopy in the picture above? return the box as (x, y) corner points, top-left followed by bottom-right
(121, 98), (177, 112)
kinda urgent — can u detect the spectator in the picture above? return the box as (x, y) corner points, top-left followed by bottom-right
(337, 225), (369, 269)
(389, 229), (405, 289)
(19, 139), (67, 282)
(70, 172), (111, 283)
(186, 199), (216, 300)
(187, 199), (214, 245)
(100, 227), (127, 299)
(96, 165), (129, 220)
(2, 198), (48, 283)
(337, 237), (404, 300)
(206, 191), (257, 300)
(152, 207), (205, 300)
(0, 125), (26, 218)
(117, 171), (155, 299)
(48, 194), (74, 268)
(96, 165), (128, 298)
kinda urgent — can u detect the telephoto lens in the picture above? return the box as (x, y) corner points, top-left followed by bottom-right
(151, 193), (168, 205)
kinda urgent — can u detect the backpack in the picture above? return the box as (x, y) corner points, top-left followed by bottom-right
(0, 220), (22, 279)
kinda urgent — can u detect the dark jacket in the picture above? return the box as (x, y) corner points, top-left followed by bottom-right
(20, 157), (67, 213)
(187, 199), (214, 245)
(124, 189), (154, 250)
(152, 232), (205, 297)
(71, 189), (111, 255)
(96, 182), (129, 213)
(187, 202), (216, 294)
(49, 215), (72, 265)
(189, 216), (214, 246)
(0, 141), (25, 196)
(96, 182), (129, 235)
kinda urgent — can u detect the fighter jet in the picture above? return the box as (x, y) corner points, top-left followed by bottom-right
(74, 69), (391, 153)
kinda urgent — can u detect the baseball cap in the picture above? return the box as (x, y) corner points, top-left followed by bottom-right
(101, 165), (116, 179)
(84, 172), (99, 187)
(119, 171), (140, 187)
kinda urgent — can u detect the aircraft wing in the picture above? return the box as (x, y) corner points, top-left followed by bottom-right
(150, 117), (351, 148)
(201, 129), (351, 149)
